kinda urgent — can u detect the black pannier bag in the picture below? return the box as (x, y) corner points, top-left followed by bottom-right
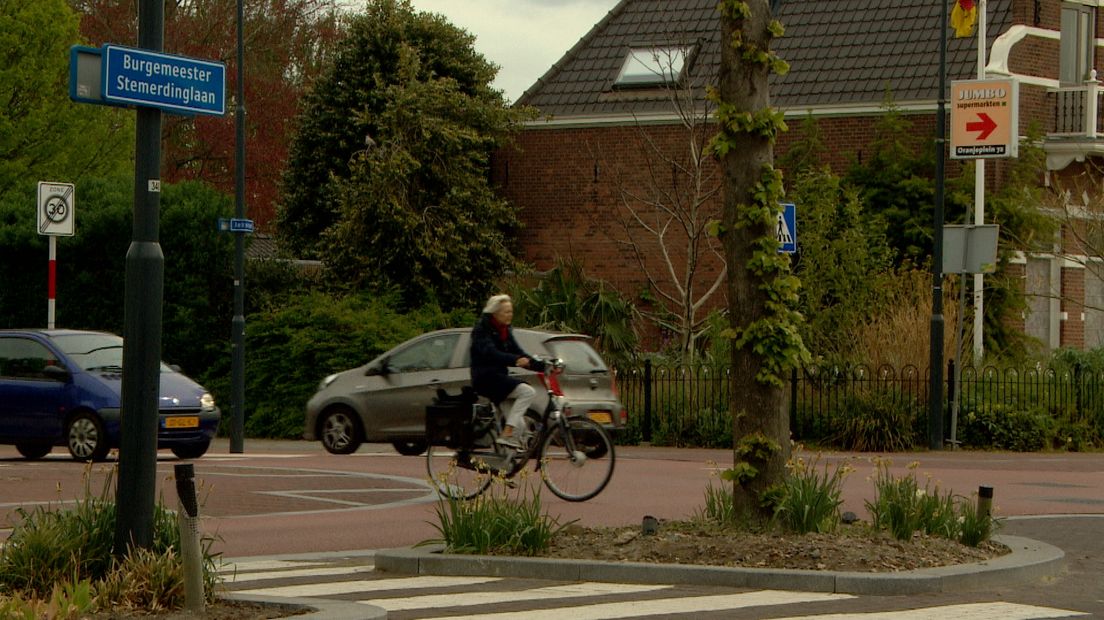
(425, 386), (489, 449)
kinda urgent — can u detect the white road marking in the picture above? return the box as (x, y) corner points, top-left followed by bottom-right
(362, 582), (671, 611)
(201, 454), (309, 460)
(221, 559), (338, 573)
(223, 565), (373, 583)
(234, 575), (501, 598)
(413, 590), (854, 620)
(773, 601), (1090, 619)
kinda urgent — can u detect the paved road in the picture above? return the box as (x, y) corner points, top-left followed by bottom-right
(221, 545), (1099, 618)
(2, 440), (1102, 616)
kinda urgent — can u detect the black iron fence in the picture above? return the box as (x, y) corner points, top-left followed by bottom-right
(613, 360), (1104, 446)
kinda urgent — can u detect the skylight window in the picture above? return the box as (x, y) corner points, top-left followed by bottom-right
(614, 46), (693, 88)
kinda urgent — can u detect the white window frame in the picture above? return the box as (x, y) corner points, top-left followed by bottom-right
(614, 45), (693, 88)
(1060, 2), (1096, 85)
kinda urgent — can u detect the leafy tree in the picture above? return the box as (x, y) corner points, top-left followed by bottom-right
(507, 258), (640, 366)
(277, 0), (528, 308)
(977, 125), (1058, 359)
(777, 113), (826, 174)
(0, 0), (132, 204)
(843, 97), (971, 265)
(714, 0), (806, 519)
(789, 167), (895, 359)
(72, 0), (343, 229)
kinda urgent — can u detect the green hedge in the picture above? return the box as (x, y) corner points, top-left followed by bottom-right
(201, 291), (472, 439)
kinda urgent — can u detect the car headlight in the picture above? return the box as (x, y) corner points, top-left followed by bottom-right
(200, 392), (216, 410)
(318, 373), (338, 391)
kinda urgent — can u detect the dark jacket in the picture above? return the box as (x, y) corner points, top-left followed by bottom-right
(470, 314), (544, 403)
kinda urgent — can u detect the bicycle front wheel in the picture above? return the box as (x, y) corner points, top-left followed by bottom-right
(539, 417), (615, 502)
(426, 446), (494, 500)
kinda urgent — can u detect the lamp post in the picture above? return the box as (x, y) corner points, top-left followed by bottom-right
(115, 0), (165, 554)
(230, 0), (246, 453)
(928, 0), (949, 450)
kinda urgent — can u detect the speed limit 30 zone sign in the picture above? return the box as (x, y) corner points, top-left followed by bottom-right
(38, 182), (75, 236)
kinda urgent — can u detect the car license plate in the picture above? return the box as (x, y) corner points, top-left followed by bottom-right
(588, 411), (612, 424)
(164, 416), (199, 429)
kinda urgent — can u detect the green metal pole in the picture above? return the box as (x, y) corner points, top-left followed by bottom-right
(230, 0), (246, 453)
(115, 0), (165, 554)
(929, 0), (949, 450)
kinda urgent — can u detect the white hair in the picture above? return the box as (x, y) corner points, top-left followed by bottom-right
(482, 294), (512, 315)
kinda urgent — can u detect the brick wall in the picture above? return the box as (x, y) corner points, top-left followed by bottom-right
(493, 111), (939, 306)
(1061, 266), (1086, 348)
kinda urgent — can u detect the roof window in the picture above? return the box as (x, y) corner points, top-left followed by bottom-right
(614, 46), (693, 88)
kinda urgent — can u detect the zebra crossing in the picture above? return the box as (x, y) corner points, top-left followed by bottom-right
(220, 556), (1091, 619)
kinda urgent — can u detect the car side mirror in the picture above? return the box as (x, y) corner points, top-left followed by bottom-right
(169, 364), (182, 373)
(42, 365), (71, 383)
(366, 359), (391, 377)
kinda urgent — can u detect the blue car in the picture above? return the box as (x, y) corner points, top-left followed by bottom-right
(0, 329), (220, 461)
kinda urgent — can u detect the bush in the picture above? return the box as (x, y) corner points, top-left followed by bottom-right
(771, 453), (851, 534)
(958, 493), (1001, 547)
(425, 476), (572, 556)
(693, 481), (738, 525)
(0, 467), (221, 612)
(650, 405), (731, 448)
(95, 546), (188, 613)
(831, 390), (921, 452)
(201, 290), (472, 438)
(863, 458), (999, 546)
(864, 459), (958, 541)
(958, 403), (1054, 451)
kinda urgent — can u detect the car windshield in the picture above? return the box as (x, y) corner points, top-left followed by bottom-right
(50, 333), (171, 372)
(545, 339), (608, 373)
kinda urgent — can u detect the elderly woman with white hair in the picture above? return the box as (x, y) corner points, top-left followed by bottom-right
(470, 294), (546, 449)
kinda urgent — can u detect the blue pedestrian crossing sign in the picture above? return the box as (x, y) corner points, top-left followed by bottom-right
(777, 203), (797, 253)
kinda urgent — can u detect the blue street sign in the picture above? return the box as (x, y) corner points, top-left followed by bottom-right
(69, 46), (114, 106)
(218, 218), (254, 234)
(102, 45), (225, 116)
(777, 203), (797, 253)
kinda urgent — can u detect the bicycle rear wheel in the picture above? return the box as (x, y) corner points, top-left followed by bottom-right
(539, 417), (615, 502)
(425, 446), (494, 500)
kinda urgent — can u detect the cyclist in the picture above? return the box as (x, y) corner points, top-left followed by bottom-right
(470, 294), (545, 449)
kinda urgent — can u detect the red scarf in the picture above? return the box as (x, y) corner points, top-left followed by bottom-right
(489, 317), (509, 342)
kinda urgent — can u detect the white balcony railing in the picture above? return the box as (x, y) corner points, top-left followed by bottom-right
(1049, 72), (1103, 139)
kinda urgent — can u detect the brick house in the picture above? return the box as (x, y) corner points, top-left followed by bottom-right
(491, 0), (1104, 352)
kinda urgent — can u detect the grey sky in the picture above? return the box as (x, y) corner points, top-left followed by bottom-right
(408, 0), (620, 102)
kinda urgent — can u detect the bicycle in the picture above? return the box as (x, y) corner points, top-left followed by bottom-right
(424, 357), (615, 502)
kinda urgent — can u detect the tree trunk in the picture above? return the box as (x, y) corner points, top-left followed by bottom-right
(718, 0), (791, 517)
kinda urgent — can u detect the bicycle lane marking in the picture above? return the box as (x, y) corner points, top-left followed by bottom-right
(363, 583), (674, 611)
(409, 590), (853, 620)
(235, 576), (504, 598)
(773, 601), (1089, 619)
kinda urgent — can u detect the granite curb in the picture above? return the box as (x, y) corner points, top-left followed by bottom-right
(372, 534), (1063, 596)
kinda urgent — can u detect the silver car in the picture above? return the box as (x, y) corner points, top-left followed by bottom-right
(303, 328), (625, 455)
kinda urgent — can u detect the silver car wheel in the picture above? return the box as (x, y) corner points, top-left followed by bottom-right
(321, 409), (360, 454)
(68, 415), (104, 461)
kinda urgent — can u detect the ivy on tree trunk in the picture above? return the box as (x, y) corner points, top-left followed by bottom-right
(713, 0), (809, 518)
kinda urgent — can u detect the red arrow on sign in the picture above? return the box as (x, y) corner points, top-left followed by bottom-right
(966, 112), (997, 140)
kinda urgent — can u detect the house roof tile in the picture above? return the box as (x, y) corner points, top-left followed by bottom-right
(516, 0), (1013, 117)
